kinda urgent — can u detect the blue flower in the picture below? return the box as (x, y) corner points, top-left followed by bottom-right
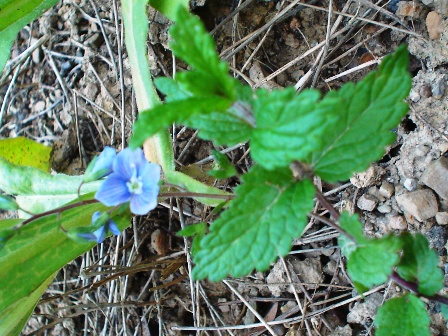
(83, 147), (116, 182)
(76, 211), (121, 243)
(95, 148), (161, 215)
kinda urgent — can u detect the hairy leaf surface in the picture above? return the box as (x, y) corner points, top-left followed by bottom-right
(375, 294), (430, 336)
(311, 45), (411, 182)
(192, 166), (315, 281)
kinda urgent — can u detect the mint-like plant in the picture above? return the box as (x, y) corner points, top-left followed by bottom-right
(0, 2), (446, 335)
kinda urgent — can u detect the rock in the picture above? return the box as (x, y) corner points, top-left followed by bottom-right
(328, 325), (352, 336)
(421, 157), (448, 200)
(347, 293), (383, 324)
(378, 203), (392, 214)
(395, 189), (438, 221)
(404, 178), (418, 191)
(290, 257), (324, 289)
(396, 1), (422, 17)
(436, 212), (448, 225)
(357, 194), (378, 211)
(432, 77), (446, 99)
(379, 182), (394, 198)
(388, 215), (408, 230)
(350, 166), (384, 188)
(426, 11), (443, 39)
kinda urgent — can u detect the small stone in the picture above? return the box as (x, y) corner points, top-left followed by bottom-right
(388, 215), (408, 230)
(347, 293), (383, 324)
(357, 194), (378, 211)
(379, 182), (394, 198)
(421, 157), (448, 200)
(396, 1), (422, 17)
(404, 178), (418, 191)
(436, 212), (448, 225)
(409, 89), (420, 102)
(350, 165), (384, 188)
(432, 78), (446, 99)
(419, 84), (433, 98)
(395, 189), (438, 221)
(218, 298), (230, 313)
(378, 203), (392, 214)
(33, 101), (46, 112)
(426, 11), (443, 40)
(367, 186), (385, 202)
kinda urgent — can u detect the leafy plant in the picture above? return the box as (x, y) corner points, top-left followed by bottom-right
(0, 2), (446, 336)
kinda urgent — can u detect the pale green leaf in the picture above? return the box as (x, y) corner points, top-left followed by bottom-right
(251, 88), (336, 170)
(0, 137), (52, 171)
(396, 233), (443, 296)
(0, 157), (100, 215)
(192, 166), (315, 281)
(0, 203), (131, 317)
(375, 294), (430, 336)
(311, 45), (412, 182)
(0, 0), (58, 73)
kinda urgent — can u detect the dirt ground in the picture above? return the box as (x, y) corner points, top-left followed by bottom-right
(1, 0), (447, 335)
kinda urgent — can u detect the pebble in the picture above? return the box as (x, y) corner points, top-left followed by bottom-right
(388, 215), (408, 230)
(350, 165), (383, 188)
(378, 203), (392, 214)
(396, 1), (422, 17)
(404, 178), (418, 191)
(395, 189), (438, 221)
(432, 78), (446, 99)
(436, 212), (448, 225)
(357, 194), (378, 211)
(426, 11), (443, 40)
(379, 182), (394, 198)
(421, 157), (448, 200)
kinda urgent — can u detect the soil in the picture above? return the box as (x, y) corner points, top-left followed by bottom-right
(0, 0), (447, 335)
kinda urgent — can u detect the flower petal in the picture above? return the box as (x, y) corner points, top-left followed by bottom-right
(77, 225), (106, 243)
(83, 147), (116, 182)
(95, 174), (131, 206)
(113, 148), (146, 179)
(138, 162), (161, 184)
(129, 184), (159, 215)
(108, 219), (121, 236)
(91, 211), (101, 223)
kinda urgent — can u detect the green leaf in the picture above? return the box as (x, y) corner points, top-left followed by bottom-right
(311, 45), (412, 182)
(251, 88), (336, 170)
(154, 77), (191, 102)
(0, 157), (101, 216)
(130, 97), (232, 149)
(0, 194), (18, 211)
(148, 0), (188, 21)
(375, 294), (430, 336)
(348, 234), (401, 289)
(338, 212), (367, 258)
(208, 150), (237, 179)
(0, 136), (52, 171)
(178, 222), (206, 257)
(169, 8), (236, 99)
(396, 233), (443, 296)
(0, 203), (131, 321)
(0, 0), (58, 73)
(192, 165), (315, 281)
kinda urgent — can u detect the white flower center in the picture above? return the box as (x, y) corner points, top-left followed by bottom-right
(127, 173), (143, 194)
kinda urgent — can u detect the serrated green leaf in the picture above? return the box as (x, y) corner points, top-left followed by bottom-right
(130, 97), (232, 148)
(396, 233), (443, 296)
(338, 212), (367, 258)
(348, 234), (401, 289)
(154, 77), (191, 102)
(311, 45), (412, 182)
(208, 150), (237, 179)
(0, 157), (100, 216)
(192, 165), (315, 281)
(375, 294), (430, 336)
(251, 88), (336, 170)
(0, 0), (58, 73)
(0, 136), (52, 171)
(169, 8), (236, 99)
(148, 0), (188, 21)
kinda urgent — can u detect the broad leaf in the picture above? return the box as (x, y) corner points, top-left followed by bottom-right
(170, 8), (236, 99)
(348, 234), (401, 290)
(131, 97), (232, 148)
(251, 88), (336, 170)
(0, 137), (52, 171)
(311, 45), (412, 182)
(0, 157), (100, 215)
(0, 0), (58, 73)
(397, 233), (443, 296)
(192, 165), (315, 281)
(208, 150), (237, 179)
(375, 294), (430, 336)
(0, 202), (131, 319)
(148, 0), (188, 21)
